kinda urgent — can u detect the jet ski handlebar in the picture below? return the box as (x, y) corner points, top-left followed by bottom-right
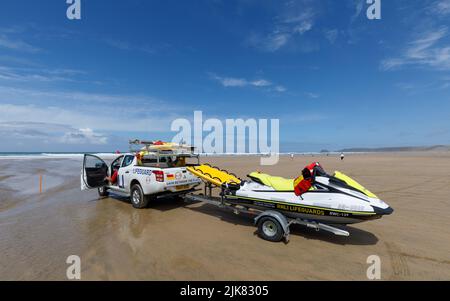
(221, 181), (241, 191)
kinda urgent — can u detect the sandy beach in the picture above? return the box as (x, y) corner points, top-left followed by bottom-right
(1, 152), (449, 280)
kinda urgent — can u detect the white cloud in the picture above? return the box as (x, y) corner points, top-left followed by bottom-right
(211, 74), (285, 92)
(60, 128), (108, 145)
(381, 27), (450, 70)
(274, 85), (287, 92)
(429, 0), (450, 16)
(0, 55), (40, 67)
(0, 85), (168, 110)
(0, 34), (40, 53)
(0, 121), (67, 139)
(264, 33), (290, 52)
(351, 0), (365, 23)
(0, 121), (108, 145)
(0, 26), (26, 34)
(251, 79), (272, 87)
(293, 22), (313, 35)
(247, 6), (315, 52)
(217, 77), (248, 87)
(324, 29), (339, 44)
(0, 66), (83, 82)
(0, 103), (172, 133)
(0, 85), (186, 148)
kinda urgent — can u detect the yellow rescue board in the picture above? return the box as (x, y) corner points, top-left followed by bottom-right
(187, 165), (241, 187)
(140, 142), (185, 152)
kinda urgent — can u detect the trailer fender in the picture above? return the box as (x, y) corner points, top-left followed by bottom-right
(254, 210), (290, 236)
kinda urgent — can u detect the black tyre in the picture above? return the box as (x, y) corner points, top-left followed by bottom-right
(130, 184), (149, 209)
(98, 186), (109, 197)
(257, 217), (284, 242)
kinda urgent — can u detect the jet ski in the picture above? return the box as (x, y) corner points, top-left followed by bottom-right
(186, 162), (393, 242)
(224, 163), (393, 225)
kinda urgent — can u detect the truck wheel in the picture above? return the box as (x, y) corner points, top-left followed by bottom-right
(130, 184), (149, 209)
(98, 186), (109, 197)
(257, 217), (284, 242)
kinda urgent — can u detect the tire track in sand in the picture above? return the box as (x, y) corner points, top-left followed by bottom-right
(385, 242), (410, 279)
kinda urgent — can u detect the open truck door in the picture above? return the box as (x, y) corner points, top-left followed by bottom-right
(81, 154), (108, 190)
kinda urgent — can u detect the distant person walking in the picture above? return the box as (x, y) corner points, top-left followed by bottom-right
(340, 152), (345, 161)
(290, 153), (294, 160)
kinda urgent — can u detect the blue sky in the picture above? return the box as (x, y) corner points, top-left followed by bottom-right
(0, 0), (449, 152)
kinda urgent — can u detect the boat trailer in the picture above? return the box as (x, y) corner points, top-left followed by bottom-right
(184, 164), (349, 243)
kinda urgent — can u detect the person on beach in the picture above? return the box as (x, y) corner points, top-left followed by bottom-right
(136, 153), (143, 166)
(105, 170), (118, 185)
(340, 152), (345, 161)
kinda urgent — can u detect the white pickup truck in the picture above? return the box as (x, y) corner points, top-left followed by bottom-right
(81, 153), (201, 208)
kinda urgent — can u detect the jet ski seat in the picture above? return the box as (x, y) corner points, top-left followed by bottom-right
(248, 172), (294, 191)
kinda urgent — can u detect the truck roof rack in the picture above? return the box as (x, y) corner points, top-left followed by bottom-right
(128, 139), (197, 157)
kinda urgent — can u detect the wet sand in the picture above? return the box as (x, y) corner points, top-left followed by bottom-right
(1, 153), (450, 280)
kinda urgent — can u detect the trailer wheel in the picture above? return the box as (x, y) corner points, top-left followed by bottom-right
(98, 186), (109, 197)
(257, 217), (284, 242)
(130, 184), (149, 209)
